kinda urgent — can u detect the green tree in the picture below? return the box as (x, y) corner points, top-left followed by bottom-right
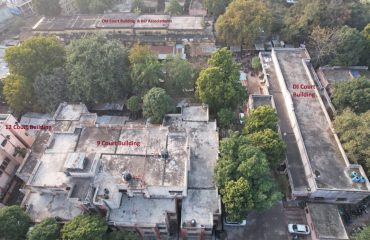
(282, 0), (352, 43)
(143, 88), (173, 124)
(28, 218), (60, 240)
(127, 96), (142, 119)
(104, 231), (140, 240)
(129, 44), (162, 95)
(244, 106), (278, 134)
(215, 0), (272, 48)
(163, 56), (194, 96)
(66, 35), (130, 104)
(217, 108), (236, 129)
(221, 177), (253, 222)
(329, 26), (367, 66)
(333, 109), (370, 172)
(75, 0), (114, 14)
(34, 68), (69, 113)
(0, 205), (32, 240)
(251, 56), (261, 72)
(4, 35), (65, 81)
(196, 48), (247, 112)
(361, 23), (370, 67)
(246, 129), (286, 168)
(353, 224), (370, 240)
(131, 0), (144, 13)
(332, 76), (370, 113)
(203, 0), (231, 18)
(166, 0), (183, 15)
(33, 0), (61, 16)
(3, 74), (37, 113)
(61, 214), (107, 240)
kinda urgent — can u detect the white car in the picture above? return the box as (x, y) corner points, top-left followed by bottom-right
(288, 224), (310, 235)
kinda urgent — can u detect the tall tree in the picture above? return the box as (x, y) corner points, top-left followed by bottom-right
(217, 108), (236, 129)
(127, 95), (142, 119)
(66, 35), (130, 104)
(163, 56), (194, 96)
(33, 0), (61, 16)
(246, 128), (286, 169)
(221, 177), (254, 222)
(333, 109), (370, 172)
(332, 76), (370, 113)
(215, 0), (272, 48)
(143, 87), (173, 124)
(4, 35), (65, 82)
(203, 0), (231, 18)
(34, 68), (69, 113)
(244, 106), (278, 134)
(329, 26), (367, 66)
(166, 0), (183, 15)
(196, 48), (247, 112)
(61, 214), (107, 240)
(3, 74), (38, 113)
(129, 44), (162, 95)
(28, 218), (60, 240)
(0, 205), (32, 240)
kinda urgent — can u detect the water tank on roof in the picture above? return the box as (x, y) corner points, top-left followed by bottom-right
(122, 171), (132, 182)
(191, 219), (196, 227)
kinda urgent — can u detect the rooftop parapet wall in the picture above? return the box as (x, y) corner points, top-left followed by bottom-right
(271, 48), (317, 194)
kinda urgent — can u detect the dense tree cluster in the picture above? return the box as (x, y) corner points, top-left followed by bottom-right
(28, 218), (60, 240)
(353, 224), (370, 240)
(3, 36), (194, 117)
(334, 109), (370, 173)
(166, 0), (183, 15)
(143, 87), (173, 124)
(196, 48), (247, 119)
(0, 205), (31, 240)
(215, 106), (285, 222)
(332, 77), (370, 114)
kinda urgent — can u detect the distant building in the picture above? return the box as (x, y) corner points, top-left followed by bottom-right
(31, 13), (216, 57)
(20, 103), (221, 239)
(316, 66), (369, 97)
(6, 0), (33, 16)
(0, 114), (35, 199)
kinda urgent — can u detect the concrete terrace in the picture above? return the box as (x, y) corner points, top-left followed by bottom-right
(274, 49), (356, 190)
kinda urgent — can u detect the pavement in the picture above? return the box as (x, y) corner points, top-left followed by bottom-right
(224, 201), (290, 240)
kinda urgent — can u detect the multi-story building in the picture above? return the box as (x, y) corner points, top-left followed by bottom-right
(259, 48), (370, 204)
(6, 0), (33, 16)
(19, 103), (221, 239)
(0, 114), (34, 198)
(31, 13), (216, 57)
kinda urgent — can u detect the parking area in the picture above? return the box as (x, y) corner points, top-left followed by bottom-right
(224, 201), (290, 240)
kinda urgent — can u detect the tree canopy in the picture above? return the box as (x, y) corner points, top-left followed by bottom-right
(203, 0), (231, 18)
(33, 0), (61, 16)
(246, 128), (286, 169)
(196, 48), (247, 112)
(244, 106), (278, 134)
(28, 218), (60, 240)
(332, 76), (370, 113)
(163, 56), (194, 96)
(104, 231), (140, 240)
(129, 44), (162, 95)
(166, 0), (183, 15)
(61, 214), (107, 240)
(0, 205), (32, 240)
(215, 133), (282, 221)
(66, 35), (130, 104)
(34, 68), (69, 113)
(215, 0), (272, 48)
(333, 109), (370, 172)
(353, 224), (370, 240)
(217, 108), (236, 129)
(143, 88), (173, 124)
(74, 0), (114, 14)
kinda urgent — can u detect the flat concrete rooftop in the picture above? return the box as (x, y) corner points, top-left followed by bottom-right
(274, 49), (365, 190)
(181, 189), (220, 227)
(109, 194), (176, 226)
(308, 203), (348, 239)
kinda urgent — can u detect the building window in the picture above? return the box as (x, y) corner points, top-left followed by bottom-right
(0, 170), (3, 177)
(1, 139), (7, 147)
(313, 197), (325, 200)
(0, 158), (10, 171)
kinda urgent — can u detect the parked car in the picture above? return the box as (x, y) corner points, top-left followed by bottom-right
(224, 217), (247, 226)
(288, 224), (310, 235)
